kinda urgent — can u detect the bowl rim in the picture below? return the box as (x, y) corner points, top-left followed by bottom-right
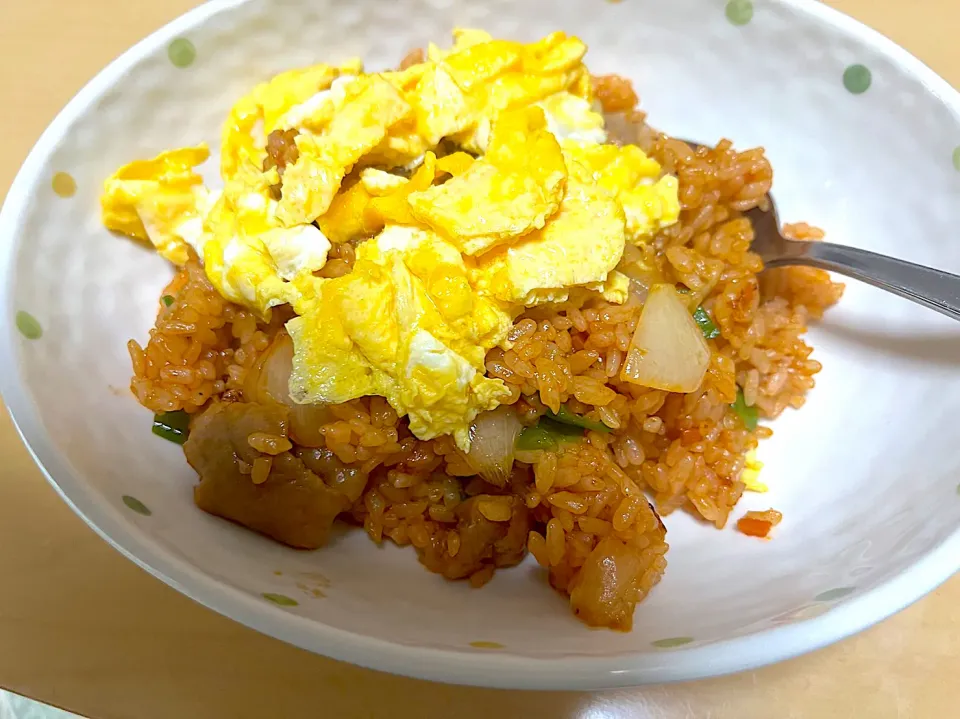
(1, 0), (959, 689)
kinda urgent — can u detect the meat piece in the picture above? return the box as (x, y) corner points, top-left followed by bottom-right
(185, 402), (347, 549)
(295, 447), (369, 504)
(417, 495), (530, 580)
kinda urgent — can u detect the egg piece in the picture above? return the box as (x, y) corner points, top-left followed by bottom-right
(221, 63), (359, 183)
(260, 225), (332, 281)
(362, 122), (433, 170)
(442, 40), (524, 91)
(256, 65), (341, 133)
(221, 95), (267, 186)
(364, 151), (438, 229)
(401, 328), (509, 447)
(272, 73), (358, 133)
(434, 152), (476, 176)
(741, 449), (768, 492)
(447, 33), (590, 153)
(276, 74), (413, 227)
(410, 65), (473, 146)
(314, 179), (378, 244)
(384, 227), (514, 359)
(426, 28), (494, 63)
(359, 168), (409, 195)
(619, 176), (681, 241)
(316, 153), (437, 245)
(101, 145), (212, 265)
(562, 140), (680, 244)
(522, 31), (588, 74)
(585, 270), (631, 304)
(287, 226), (512, 448)
(412, 30), (592, 156)
(407, 106), (567, 256)
(538, 92), (607, 144)
(315, 152), (473, 245)
(562, 141), (659, 193)
(365, 63), (450, 170)
(199, 191), (330, 316)
(450, 72), (578, 154)
(382, 62), (432, 93)
(197, 158), (332, 317)
(285, 269), (385, 407)
(472, 178), (627, 306)
(314, 164), (423, 245)
(368, 67), (436, 167)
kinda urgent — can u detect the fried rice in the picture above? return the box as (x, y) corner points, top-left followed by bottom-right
(127, 74), (843, 631)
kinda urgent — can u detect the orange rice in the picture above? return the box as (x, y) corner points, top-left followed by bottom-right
(128, 74), (843, 630)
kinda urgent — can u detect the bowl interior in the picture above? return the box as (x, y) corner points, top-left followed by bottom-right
(2, 0), (960, 687)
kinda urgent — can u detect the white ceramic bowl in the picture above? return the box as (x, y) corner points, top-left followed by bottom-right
(2, 0), (960, 689)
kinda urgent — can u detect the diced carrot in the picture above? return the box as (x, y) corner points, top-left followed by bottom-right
(737, 517), (772, 538)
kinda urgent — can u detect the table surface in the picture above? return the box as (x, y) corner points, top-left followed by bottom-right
(1, 1), (958, 717)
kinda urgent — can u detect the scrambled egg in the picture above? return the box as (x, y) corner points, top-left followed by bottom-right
(538, 92), (607, 144)
(562, 141), (680, 243)
(276, 74), (414, 226)
(741, 450), (767, 492)
(101, 145), (213, 265)
(286, 226), (513, 446)
(197, 152), (331, 315)
(420, 29), (591, 154)
(220, 60), (362, 184)
(408, 106), (567, 256)
(101, 29), (682, 449)
(471, 175), (627, 306)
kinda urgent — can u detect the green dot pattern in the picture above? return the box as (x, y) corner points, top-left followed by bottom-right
(725, 0), (754, 26)
(262, 592), (299, 607)
(122, 495), (151, 516)
(952, 147), (960, 171)
(15, 311), (42, 340)
(843, 65), (872, 94)
(168, 38), (196, 69)
(652, 636), (694, 648)
(815, 586), (855, 602)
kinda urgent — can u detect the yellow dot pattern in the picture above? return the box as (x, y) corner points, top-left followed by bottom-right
(52, 172), (76, 198)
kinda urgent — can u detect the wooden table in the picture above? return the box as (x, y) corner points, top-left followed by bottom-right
(1, 1), (958, 717)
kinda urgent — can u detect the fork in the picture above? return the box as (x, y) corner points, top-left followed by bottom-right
(683, 140), (960, 322)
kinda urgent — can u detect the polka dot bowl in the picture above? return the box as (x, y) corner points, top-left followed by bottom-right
(1, 0), (959, 689)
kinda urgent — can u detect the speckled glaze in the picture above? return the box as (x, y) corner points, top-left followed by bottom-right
(1, 0), (959, 689)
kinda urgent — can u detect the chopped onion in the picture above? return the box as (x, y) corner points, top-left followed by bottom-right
(617, 250), (666, 305)
(287, 403), (334, 448)
(464, 406), (523, 487)
(627, 278), (649, 306)
(620, 283), (710, 393)
(245, 333), (295, 406)
(244, 332), (331, 446)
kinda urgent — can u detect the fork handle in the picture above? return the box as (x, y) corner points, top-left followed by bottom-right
(767, 240), (960, 322)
